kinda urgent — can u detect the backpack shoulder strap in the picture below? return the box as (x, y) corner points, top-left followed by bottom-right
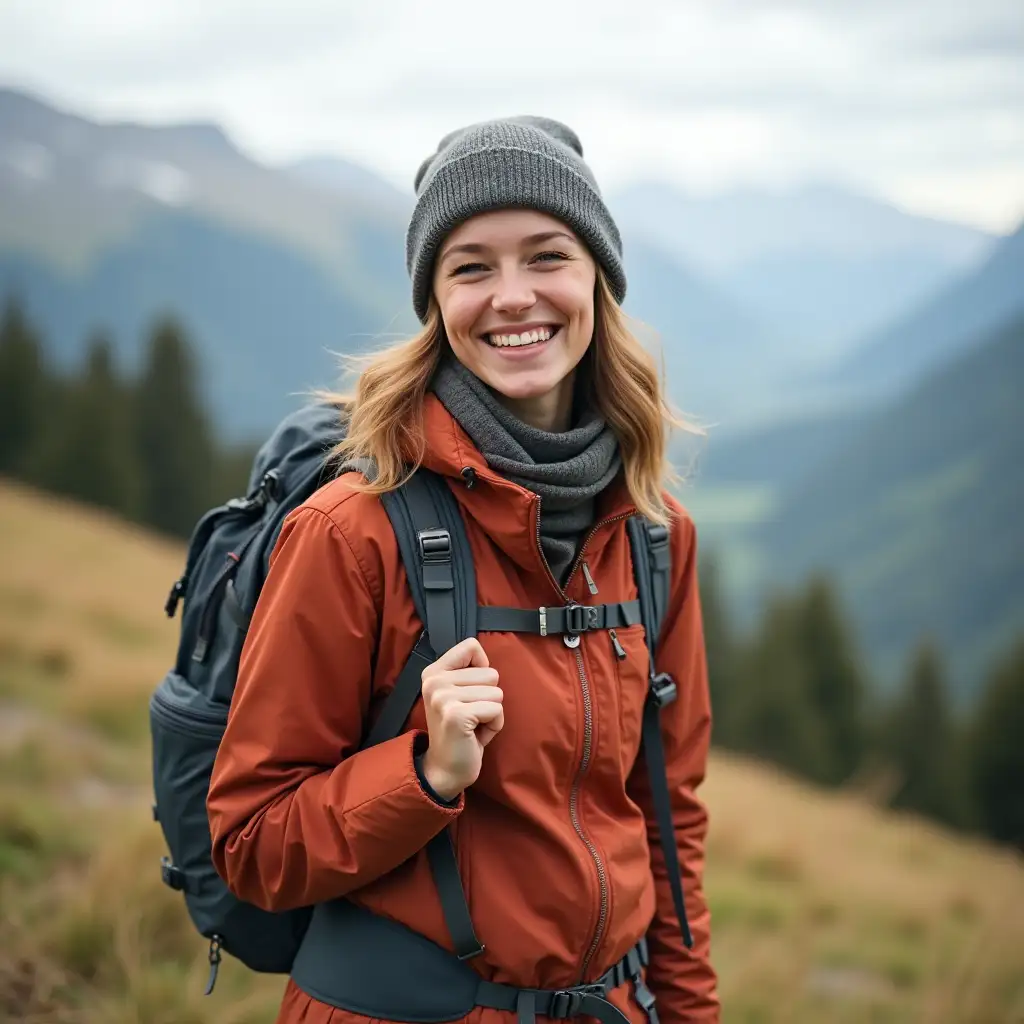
(359, 466), (475, 751)
(626, 515), (694, 950)
(380, 467), (477, 659)
(357, 465), (483, 961)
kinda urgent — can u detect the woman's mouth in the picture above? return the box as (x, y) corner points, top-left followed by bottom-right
(483, 325), (559, 349)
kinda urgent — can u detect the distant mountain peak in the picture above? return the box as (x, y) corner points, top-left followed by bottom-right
(0, 84), (242, 162)
(284, 154), (411, 210)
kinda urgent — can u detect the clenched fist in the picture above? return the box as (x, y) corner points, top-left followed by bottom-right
(420, 637), (504, 801)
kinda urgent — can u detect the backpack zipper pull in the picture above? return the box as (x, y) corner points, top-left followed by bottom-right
(609, 629), (627, 660)
(204, 934), (223, 995)
(165, 576), (186, 618)
(581, 561), (598, 595)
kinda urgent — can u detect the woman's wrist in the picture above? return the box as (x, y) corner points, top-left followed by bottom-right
(418, 749), (462, 803)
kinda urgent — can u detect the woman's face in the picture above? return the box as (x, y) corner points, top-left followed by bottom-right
(432, 208), (597, 431)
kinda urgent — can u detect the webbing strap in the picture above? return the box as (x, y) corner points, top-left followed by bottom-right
(477, 600), (641, 636)
(645, 524), (671, 649)
(426, 830), (484, 959)
(390, 470), (476, 658)
(474, 938), (651, 1024)
(641, 703), (692, 948)
(376, 469), (482, 961)
(626, 517), (693, 950)
(362, 633), (433, 750)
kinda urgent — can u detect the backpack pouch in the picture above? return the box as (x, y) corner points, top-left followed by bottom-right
(150, 668), (311, 972)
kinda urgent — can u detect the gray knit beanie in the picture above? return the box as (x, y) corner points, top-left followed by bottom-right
(406, 115), (626, 324)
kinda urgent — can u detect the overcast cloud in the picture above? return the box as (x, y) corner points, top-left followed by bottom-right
(1, 0), (1022, 231)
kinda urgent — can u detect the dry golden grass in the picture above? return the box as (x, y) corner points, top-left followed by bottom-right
(1, 477), (1023, 1023)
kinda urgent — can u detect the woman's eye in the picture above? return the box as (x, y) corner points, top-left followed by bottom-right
(533, 250), (570, 264)
(452, 262), (487, 276)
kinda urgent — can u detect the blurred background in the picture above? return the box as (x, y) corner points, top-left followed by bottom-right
(1, 2), (1022, 1021)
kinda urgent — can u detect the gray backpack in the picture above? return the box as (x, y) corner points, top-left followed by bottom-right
(149, 401), (690, 997)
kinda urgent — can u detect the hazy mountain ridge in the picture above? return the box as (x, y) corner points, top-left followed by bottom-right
(758, 315), (1024, 696)
(828, 223), (1024, 402)
(609, 179), (999, 359)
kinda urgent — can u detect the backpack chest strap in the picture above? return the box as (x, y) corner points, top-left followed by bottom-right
(477, 600), (641, 637)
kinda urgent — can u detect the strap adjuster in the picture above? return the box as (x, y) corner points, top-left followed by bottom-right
(418, 528), (451, 563)
(632, 977), (658, 1013)
(565, 603), (601, 635)
(649, 672), (678, 708)
(645, 523), (669, 545)
(645, 522), (670, 572)
(160, 856), (187, 892)
(549, 984), (604, 1019)
(549, 991), (579, 1019)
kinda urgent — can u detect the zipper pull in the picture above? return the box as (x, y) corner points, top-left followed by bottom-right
(581, 561), (598, 595)
(165, 576), (186, 618)
(204, 934), (223, 995)
(609, 629), (626, 660)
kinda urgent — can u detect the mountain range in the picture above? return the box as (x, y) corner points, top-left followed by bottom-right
(2, 82), (1022, 698)
(757, 315), (1024, 699)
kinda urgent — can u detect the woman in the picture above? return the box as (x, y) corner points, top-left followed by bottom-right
(207, 115), (719, 1023)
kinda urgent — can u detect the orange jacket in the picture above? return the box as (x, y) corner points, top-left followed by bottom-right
(207, 395), (719, 1023)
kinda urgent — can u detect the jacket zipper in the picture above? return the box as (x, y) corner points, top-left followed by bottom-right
(534, 501), (633, 981)
(571, 646), (610, 980)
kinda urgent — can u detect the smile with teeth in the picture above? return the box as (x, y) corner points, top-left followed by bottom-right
(485, 326), (557, 348)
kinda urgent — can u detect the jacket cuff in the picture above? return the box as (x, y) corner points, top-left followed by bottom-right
(413, 750), (460, 808)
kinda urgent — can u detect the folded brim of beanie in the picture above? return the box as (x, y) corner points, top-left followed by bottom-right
(406, 145), (626, 324)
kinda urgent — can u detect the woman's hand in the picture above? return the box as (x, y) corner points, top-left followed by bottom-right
(420, 637), (503, 801)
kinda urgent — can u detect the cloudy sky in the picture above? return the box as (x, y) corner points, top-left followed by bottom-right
(2, 0), (1022, 232)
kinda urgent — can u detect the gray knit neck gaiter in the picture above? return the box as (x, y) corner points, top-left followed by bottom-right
(432, 355), (621, 585)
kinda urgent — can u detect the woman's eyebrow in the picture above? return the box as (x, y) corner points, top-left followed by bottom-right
(440, 230), (578, 262)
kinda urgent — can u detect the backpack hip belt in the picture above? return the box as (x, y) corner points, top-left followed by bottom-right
(291, 898), (660, 1024)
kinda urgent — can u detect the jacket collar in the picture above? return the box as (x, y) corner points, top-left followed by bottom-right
(417, 394), (637, 590)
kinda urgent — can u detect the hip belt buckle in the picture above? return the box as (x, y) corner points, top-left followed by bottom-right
(549, 983), (607, 1019)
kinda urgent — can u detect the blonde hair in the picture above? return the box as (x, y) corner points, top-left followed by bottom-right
(319, 269), (698, 525)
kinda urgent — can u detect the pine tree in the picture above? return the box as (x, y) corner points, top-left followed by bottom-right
(133, 315), (216, 538)
(733, 595), (830, 779)
(794, 576), (868, 785)
(883, 640), (968, 829)
(970, 635), (1024, 849)
(31, 330), (142, 516)
(0, 295), (49, 478)
(699, 551), (740, 748)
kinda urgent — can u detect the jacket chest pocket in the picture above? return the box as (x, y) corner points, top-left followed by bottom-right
(610, 624), (652, 773)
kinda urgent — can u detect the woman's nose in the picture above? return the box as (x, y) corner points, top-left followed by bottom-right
(490, 269), (535, 314)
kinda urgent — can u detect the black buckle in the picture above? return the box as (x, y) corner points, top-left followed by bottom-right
(565, 604), (601, 635)
(645, 523), (669, 546)
(418, 528), (451, 563)
(549, 991), (579, 1019)
(649, 672), (678, 708)
(549, 985), (604, 1019)
(160, 856), (186, 892)
(632, 976), (658, 1013)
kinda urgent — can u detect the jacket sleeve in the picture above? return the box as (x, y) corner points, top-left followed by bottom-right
(207, 502), (462, 913)
(625, 505), (719, 1020)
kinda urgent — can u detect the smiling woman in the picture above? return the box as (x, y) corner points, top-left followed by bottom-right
(206, 115), (719, 1024)
(433, 212), (597, 431)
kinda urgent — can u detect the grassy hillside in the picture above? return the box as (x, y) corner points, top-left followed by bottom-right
(759, 316), (1024, 697)
(2, 479), (1023, 1023)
